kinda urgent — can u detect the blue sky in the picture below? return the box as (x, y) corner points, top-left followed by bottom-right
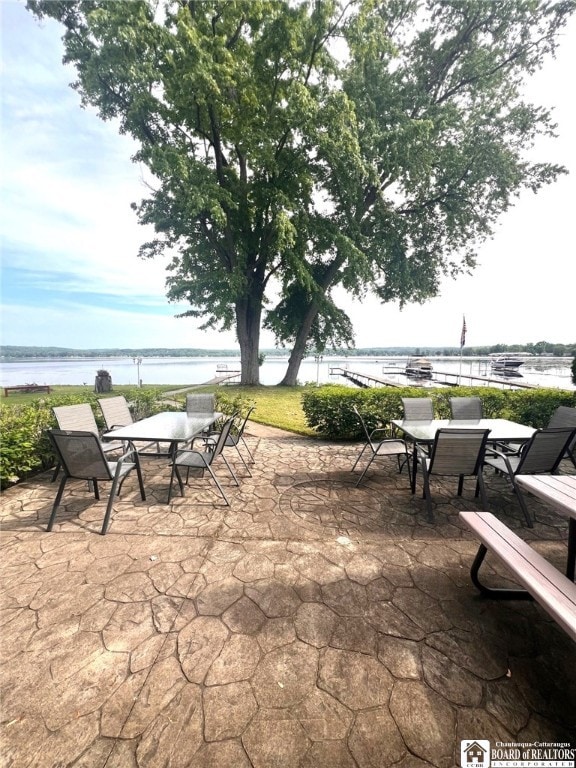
(1, 2), (575, 351)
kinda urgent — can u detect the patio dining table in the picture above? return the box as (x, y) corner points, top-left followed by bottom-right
(391, 418), (536, 493)
(102, 411), (224, 501)
(102, 410), (223, 459)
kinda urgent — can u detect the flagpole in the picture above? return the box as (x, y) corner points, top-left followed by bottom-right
(459, 315), (466, 385)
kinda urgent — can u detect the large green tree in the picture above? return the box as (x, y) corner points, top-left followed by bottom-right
(28, 0), (573, 385)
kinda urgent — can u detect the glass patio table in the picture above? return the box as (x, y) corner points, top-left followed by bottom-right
(391, 418), (536, 493)
(102, 411), (223, 458)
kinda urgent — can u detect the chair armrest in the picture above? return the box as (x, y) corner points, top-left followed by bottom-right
(369, 426), (391, 439)
(484, 445), (508, 460)
(116, 443), (139, 463)
(484, 446), (516, 475)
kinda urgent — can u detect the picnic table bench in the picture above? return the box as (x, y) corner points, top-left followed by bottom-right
(3, 384), (52, 397)
(460, 511), (576, 642)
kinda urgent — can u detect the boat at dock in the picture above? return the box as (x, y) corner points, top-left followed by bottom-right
(490, 355), (525, 375)
(405, 357), (433, 379)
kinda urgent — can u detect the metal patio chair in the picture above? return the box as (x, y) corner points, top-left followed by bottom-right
(415, 428), (491, 523)
(52, 403), (124, 480)
(484, 427), (576, 527)
(204, 406), (256, 475)
(98, 395), (169, 456)
(186, 393), (216, 413)
(47, 429), (146, 535)
(401, 397), (434, 420)
(548, 406), (576, 468)
(168, 416), (239, 504)
(449, 397), (483, 420)
(351, 406), (411, 487)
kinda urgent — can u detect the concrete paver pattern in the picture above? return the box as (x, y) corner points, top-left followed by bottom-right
(1, 429), (575, 767)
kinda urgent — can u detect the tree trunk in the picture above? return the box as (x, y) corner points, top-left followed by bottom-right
(278, 255), (346, 386)
(236, 295), (262, 385)
(278, 303), (321, 386)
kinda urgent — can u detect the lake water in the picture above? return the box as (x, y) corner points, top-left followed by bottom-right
(1, 355), (574, 391)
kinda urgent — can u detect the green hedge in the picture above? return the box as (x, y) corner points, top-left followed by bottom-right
(301, 384), (576, 439)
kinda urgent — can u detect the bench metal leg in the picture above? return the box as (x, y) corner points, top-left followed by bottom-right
(568, 518), (576, 581)
(470, 544), (534, 601)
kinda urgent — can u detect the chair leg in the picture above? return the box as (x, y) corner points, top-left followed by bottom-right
(351, 445), (370, 472)
(47, 475), (68, 531)
(134, 456), (146, 501)
(239, 436), (255, 464)
(205, 465), (230, 505)
(168, 464), (184, 503)
(410, 449), (418, 494)
(510, 477), (534, 528)
(457, 475), (464, 496)
(233, 442), (252, 476)
(476, 472), (488, 510)
(421, 468), (434, 522)
(219, 454), (240, 486)
(51, 462), (61, 482)
(101, 475), (122, 535)
(355, 453), (376, 487)
(397, 454), (412, 486)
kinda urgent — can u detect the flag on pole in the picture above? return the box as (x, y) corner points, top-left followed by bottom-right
(460, 315), (467, 348)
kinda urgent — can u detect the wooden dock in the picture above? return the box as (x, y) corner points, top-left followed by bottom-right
(329, 367), (405, 388)
(329, 366), (536, 390)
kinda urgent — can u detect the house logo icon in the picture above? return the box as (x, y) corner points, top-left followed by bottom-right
(461, 740), (490, 768)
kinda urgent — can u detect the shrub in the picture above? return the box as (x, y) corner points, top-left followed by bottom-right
(301, 385), (576, 439)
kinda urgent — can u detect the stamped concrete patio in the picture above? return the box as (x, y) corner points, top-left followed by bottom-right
(1, 424), (575, 767)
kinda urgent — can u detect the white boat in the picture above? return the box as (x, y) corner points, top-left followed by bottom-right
(490, 355), (525, 377)
(490, 355), (524, 371)
(405, 356), (433, 378)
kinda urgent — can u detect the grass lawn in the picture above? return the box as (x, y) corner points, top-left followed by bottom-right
(220, 385), (315, 436)
(165, 384), (315, 436)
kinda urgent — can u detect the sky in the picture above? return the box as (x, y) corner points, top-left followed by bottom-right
(1, 1), (575, 352)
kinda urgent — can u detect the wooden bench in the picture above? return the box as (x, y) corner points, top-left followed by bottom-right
(459, 511), (576, 642)
(3, 384), (51, 397)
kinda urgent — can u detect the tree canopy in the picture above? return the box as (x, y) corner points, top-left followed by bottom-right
(27, 0), (575, 384)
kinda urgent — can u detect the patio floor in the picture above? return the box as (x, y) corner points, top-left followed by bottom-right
(1, 425), (575, 767)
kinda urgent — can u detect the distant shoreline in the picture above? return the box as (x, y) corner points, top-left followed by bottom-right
(2, 345), (574, 363)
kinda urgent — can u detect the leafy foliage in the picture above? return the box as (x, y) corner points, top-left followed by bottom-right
(302, 385), (576, 439)
(26, 0), (574, 386)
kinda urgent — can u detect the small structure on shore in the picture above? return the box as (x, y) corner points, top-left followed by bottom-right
(94, 369), (112, 393)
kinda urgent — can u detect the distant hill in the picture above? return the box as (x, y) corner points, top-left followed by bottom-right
(1, 343), (574, 360)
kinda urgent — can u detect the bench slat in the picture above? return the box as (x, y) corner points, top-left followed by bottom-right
(516, 476), (576, 519)
(460, 511), (576, 642)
